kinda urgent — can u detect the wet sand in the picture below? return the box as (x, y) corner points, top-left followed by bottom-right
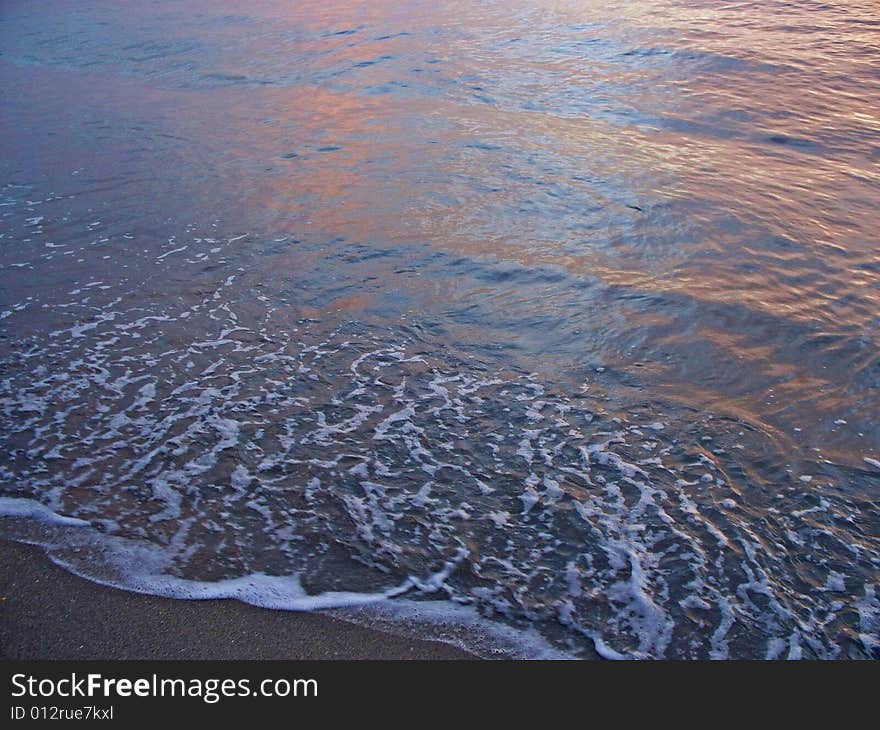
(0, 540), (473, 660)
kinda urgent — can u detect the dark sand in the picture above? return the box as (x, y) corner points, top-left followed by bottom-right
(0, 540), (473, 660)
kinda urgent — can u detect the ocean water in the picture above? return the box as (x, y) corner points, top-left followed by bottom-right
(0, 0), (878, 659)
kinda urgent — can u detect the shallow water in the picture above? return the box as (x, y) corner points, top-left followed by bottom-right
(0, 0), (878, 658)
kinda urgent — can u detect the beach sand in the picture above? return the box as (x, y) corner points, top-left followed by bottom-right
(0, 540), (473, 660)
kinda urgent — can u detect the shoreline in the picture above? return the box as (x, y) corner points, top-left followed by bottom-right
(0, 540), (474, 660)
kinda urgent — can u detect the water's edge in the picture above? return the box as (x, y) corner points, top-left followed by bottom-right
(0, 502), (572, 660)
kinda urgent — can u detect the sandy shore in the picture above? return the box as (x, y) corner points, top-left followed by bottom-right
(0, 540), (473, 660)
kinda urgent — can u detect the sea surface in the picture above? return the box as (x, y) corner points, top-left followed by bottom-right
(1, 0), (878, 658)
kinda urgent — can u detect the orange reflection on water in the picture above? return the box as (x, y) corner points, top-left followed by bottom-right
(14, 0), (872, 443)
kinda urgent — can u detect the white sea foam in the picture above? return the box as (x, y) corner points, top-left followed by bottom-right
(0, 497), (89, 527)
(1, 197), (877, 659)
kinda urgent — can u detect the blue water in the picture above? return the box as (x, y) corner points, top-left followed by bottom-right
(0, 0), (878, 658)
